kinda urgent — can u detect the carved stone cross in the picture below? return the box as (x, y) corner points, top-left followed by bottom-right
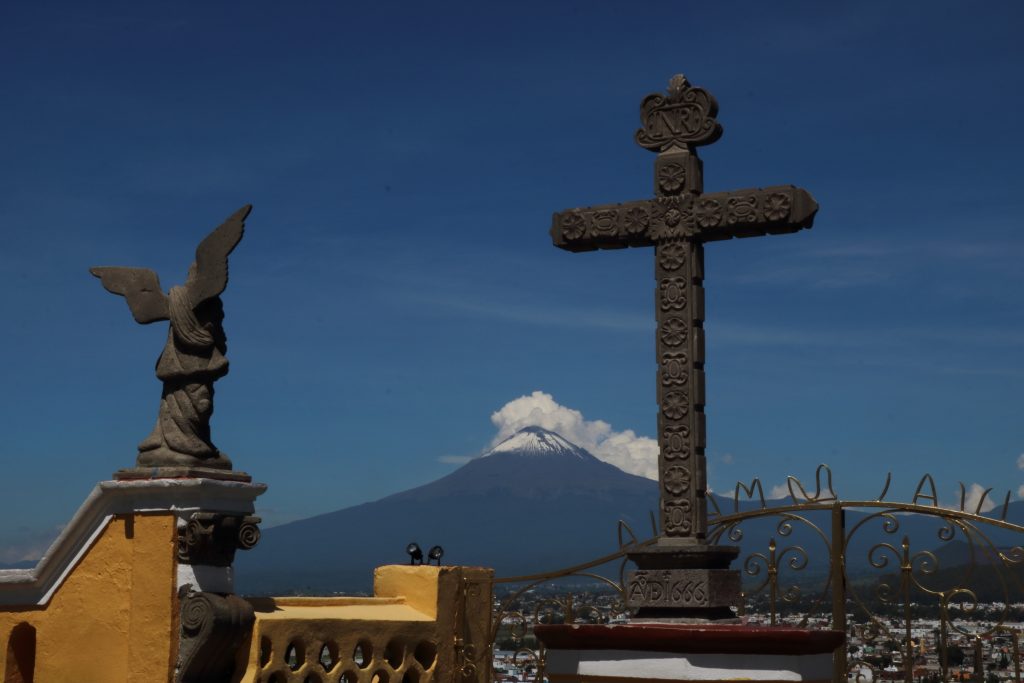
(550, 75), (818, 619)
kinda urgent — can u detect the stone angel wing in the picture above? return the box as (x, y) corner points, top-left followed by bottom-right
(185, 204), (251, 305)
(89, 267), (170, 324)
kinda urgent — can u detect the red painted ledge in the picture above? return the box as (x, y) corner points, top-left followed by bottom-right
(534, 623), (845, 656)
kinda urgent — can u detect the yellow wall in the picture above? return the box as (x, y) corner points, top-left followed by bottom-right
(0, 513), (178, 683)
(1, 514), (494, 683)
(237, 565), (493, 683)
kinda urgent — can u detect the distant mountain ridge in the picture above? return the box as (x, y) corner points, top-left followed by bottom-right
(235, 426), (658, 594)
(233, 427), (1024, 595)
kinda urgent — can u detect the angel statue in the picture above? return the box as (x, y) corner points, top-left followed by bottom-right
(91, 205), (250, 471)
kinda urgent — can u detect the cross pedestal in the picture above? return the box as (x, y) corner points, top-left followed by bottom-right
(550, 75), (818, 622)
(624, 541), (740, 621)
(535, 623), (843, 683)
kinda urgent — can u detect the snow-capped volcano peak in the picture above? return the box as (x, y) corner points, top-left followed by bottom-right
(482, 426), (588, 459)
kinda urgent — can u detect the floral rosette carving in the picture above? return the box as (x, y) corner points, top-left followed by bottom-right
(664, 466), (691, 495)
(763, 192), (791, 221)
(560, 212), (586, 240)
(623, 206), (650, 235)
(652, 197), (693, 239)
(662, 390), (689, 419)
(660, 317), (688, 346)
(658, 163), (687, 194)
(658, 242), (688, 271)
(695, 198), (722, 228)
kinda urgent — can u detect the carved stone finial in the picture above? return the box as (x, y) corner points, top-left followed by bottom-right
(91, 205), (251, 472)
(667, 74), (688, 96)
(635, 74), (723, 152)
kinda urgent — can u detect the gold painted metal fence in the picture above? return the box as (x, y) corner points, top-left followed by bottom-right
(470, 467), (1024, 683)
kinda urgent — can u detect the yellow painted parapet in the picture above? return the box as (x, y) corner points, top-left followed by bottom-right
(237, 565), (494, 683)
(0, 513), (178, 682)
(0, 480), (493, 683)
(0, 478), (265, 683)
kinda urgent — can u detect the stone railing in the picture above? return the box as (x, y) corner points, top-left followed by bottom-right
(237, 565), (492, 683)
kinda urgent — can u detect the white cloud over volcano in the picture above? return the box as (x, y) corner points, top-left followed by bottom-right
(489, 391), (658, 480)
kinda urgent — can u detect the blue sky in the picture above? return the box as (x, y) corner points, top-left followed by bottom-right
(1, 1), (1023, 560)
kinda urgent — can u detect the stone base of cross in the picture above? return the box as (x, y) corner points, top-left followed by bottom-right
(549, 75), (817, 621)
(626, 540), (740, 622)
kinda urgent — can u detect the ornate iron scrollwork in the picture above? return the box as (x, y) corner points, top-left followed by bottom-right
(483, 467), (1024, 683)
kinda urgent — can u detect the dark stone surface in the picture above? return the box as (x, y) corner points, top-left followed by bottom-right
(627, 542), (738, 570)
(550, 77), (817, 543)
(177, 512), (262, 567)
(176, 587), (254, 683)
(91, 205), (250, 473)
(548, 74), (818, 619)
(625, 568), (740, 618)
(112, 467), (253, 482)
(625, 540), (740, 619)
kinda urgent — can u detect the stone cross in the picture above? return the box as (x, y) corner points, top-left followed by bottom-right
(550, 75), (817, 544)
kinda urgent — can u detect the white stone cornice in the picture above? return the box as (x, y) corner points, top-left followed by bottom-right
(0, 478), (266, 606)
(547, 650), (834, 681)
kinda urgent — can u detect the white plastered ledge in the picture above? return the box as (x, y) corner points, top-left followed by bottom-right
(546, 649), (835, 681)
(0, 478), (266, 606)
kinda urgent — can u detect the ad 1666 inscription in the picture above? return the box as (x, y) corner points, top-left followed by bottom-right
(626, 568), (739, 611)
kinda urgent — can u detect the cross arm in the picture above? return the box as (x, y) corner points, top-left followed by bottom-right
(550, 199), (658, 252)
(551, 186), (817, 252)
(693, 185), (818, 242)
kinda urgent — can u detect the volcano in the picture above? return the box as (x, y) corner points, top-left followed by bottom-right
(235, 426), (658, 594)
